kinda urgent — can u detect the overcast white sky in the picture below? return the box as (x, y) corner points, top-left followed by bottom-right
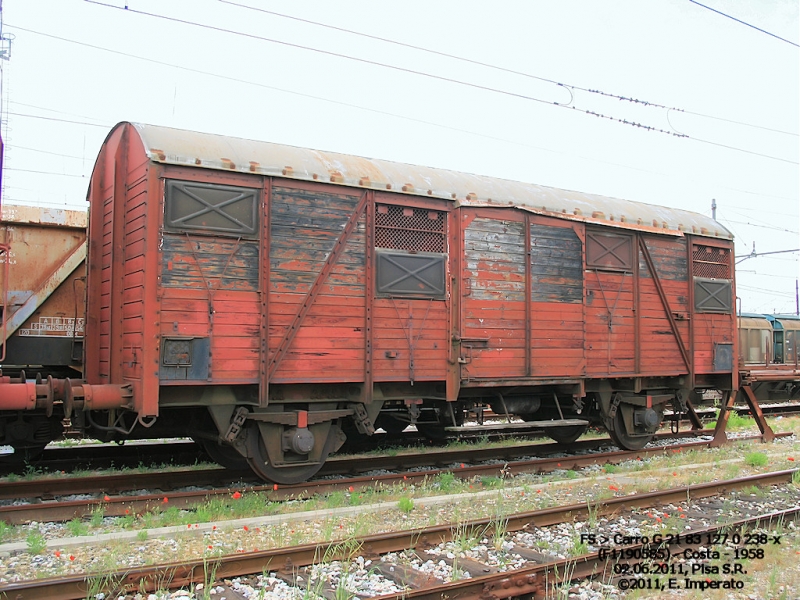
(1, 0), (798, 314)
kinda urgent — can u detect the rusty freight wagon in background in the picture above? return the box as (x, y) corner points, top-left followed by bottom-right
(0, 205), (86, 372)
(0, 205), (86, 459)
(0, 122), (738, 483)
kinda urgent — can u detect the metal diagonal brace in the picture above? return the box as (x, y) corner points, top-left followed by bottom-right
(739, 385), (775, 442)
(638, 236), (691, 371)
(268, 193), (368, 379)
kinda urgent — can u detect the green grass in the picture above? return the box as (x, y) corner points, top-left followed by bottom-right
(570, 536), (589, 556)
(436, 472), (458, 492)
(450, 522), (485, 552)
(480, 475), (504, 488)
(0, 520), (12, 543)
(727, 412), (754, 430)
(89, 507), (106, 527)
(397, 497), (414, 513)
(25, 529), (47, 554)
(325, 491), (347, 509)
(66, 518), (89, 537)
(745, 452), (769, 467)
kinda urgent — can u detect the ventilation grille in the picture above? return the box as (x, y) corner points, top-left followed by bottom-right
(692, 245), (731, 279)
(375, 204), (446, 252)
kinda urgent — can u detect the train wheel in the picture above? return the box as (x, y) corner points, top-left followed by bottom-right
(546, 424), (589, 445)
(607, 405), (661, 450)
(246, 421), (342, 485)
(197, 439), (250, 471)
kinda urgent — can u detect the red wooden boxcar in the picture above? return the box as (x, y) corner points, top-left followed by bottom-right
(0, 122), (738, 481)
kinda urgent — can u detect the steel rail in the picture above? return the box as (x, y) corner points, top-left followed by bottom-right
(378, 506), (800, 600)
(1, 469), (795, 599)
(0, 432), (790, 525)
(0, 440), (205, 474)
(0, 413), (725, 475)
(0, 429), (713, 501)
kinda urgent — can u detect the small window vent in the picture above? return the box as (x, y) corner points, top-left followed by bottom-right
(375, 204), (445, 253)
(692, 245), (730, 279)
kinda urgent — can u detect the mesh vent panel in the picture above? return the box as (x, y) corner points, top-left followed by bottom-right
(375, 204), (446, 252)
(692, 245), (731, 278)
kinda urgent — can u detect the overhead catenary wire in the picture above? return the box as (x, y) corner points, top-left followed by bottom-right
(723, 207), (800, 231)
(10, 23), (797, 202)
(738, 284), (796, 298)
(719, 217), (799, 235)
(7, 100), (798, 204)
(687, 0), (799, 48)
(721, 205), (800, 217)
(4, 167), (88, 178)
(8, 143), (92, 161)
(9, 99), (109, 124)
(3, 6), (794, 315)
(6, 111), (110, 128)
(1, 196), (89, 208)
(219, 0), (799, 138)
(737, 271), (800, 280)
(735, 248), (800, 264)
(77, 1), (798, 165)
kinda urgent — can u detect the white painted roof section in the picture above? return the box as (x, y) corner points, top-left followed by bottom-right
(130, 122), (732, 240)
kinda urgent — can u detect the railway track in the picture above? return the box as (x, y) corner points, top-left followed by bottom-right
(2, 403), (794, 476)
(0, 429), (704, 500)
(0, 431), (790, 526)
(2, 468), (796, 600)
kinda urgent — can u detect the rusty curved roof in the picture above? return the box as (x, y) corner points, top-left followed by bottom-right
(126, 122), (732, 240)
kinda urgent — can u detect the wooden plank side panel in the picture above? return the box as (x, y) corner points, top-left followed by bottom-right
(639, 319), (688, 372)
(373, 297), (448, 381)
(160, 259), (262, 380)
(530, 223), (583, 304)
(531, 302), (585, 376)
(156, 330), (261, 380)
(464, 218), (526, 302)
(585, 272), (636, 375)
(639, 236), (688, 281)
(637, 275), (690, 373)
(161, 236), (259, 291)
(636, 237), (691, 375)
(269, 185), (368, 382)
(693, 312), (736, 374)
(461, 303), (527, 379)
(462, 216), (527, 378)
